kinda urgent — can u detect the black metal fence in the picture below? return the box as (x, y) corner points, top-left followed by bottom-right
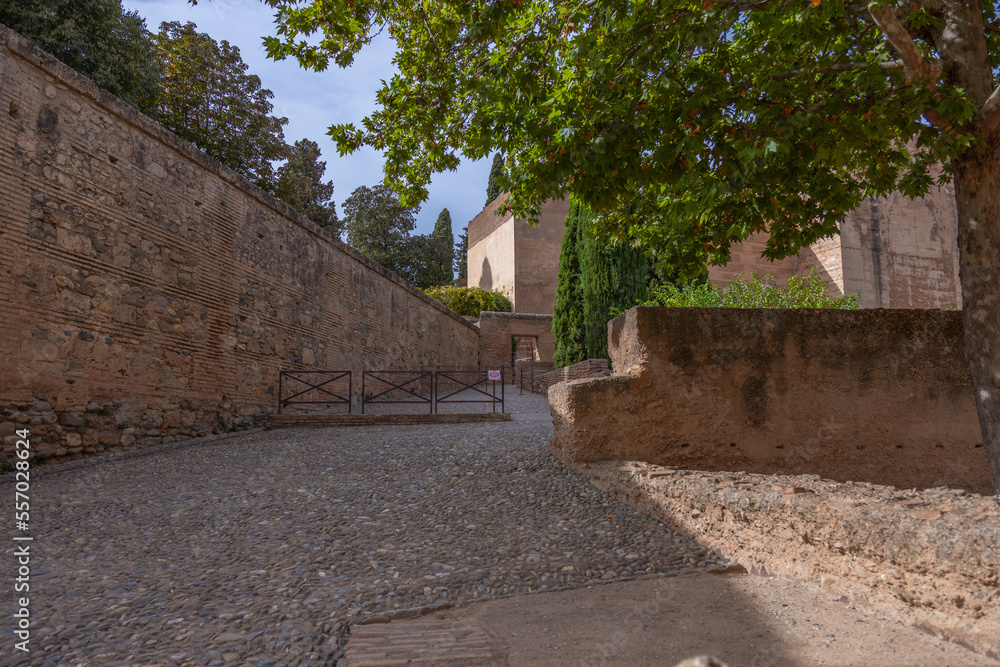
(362, 370), (434, 414)
(435, 368), (505, 413)
(278, 370), (352, 414)
(278, 368), (508, 414)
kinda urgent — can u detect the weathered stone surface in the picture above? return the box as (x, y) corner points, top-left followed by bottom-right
(0, 24), (479, 462)
(579, 461), (1000, 658)
(550, 307), (990, 494)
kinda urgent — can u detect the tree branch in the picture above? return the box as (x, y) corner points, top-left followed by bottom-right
(772, 60), (904, 81)
(868, 5), (943, 87)
(979, 84), (1000, 135)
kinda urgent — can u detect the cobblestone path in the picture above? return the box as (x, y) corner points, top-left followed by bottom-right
(3, 402), (724, 666)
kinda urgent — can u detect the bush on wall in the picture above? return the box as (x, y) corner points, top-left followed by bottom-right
(424, 285), (512, 316)
(630, 270), (861, 310)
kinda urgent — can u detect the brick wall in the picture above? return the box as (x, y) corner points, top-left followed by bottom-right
(550, 307), (990, 494)
(0, 25), (479, 462)
(477, 312), (554, 371)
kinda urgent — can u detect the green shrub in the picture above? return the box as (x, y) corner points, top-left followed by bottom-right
(424, 285), (512, 316)
(625, 269), (861, 311)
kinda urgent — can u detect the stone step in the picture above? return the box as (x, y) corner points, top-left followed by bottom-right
(261, 413), (511, 429)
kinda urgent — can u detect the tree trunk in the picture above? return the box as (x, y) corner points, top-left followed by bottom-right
(952, 139), (1000, 494)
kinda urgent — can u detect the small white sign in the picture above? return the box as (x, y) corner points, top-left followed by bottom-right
(487, 370), (502, 381)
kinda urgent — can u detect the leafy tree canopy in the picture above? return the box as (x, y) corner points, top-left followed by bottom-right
(343, 185), (453, 287)
(154, 21), (288, 193)
(1, 0), (161, 112)
(343, 184), (417, 271)
(276, 138), (339, 235)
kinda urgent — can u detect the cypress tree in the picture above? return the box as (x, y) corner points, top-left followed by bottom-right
(432, 208), (454, 284)
(577, 206), (650, 360)
(552, 202), (587, 367)
(455, 226), (468, 280)
(485, 153), (504, 206)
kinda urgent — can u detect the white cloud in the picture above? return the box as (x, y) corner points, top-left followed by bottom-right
(125, 0), (491, 237)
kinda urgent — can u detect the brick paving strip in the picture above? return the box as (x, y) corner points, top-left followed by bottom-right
(345, 618), (504, 666)
(0, 389), (728, 666)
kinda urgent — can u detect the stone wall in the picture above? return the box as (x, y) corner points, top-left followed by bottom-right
(549, 307), (990, 494)
(477, 312), (554, 371)
(0, 25), (479, 462)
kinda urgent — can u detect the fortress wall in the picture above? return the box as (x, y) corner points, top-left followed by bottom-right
(0, 26), (479, 462)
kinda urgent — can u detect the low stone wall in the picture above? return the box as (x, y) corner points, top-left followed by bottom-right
(477, 312), (554, 369)
(0, 25), (479, 463)
(549, 307), (990, 494)
(580, 461), (1000, 658)
(518, 359), (610, 394)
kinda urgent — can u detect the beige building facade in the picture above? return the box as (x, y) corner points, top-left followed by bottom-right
(467, 195), (570, 314)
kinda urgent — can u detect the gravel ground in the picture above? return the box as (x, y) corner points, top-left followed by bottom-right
(1, 393), (725, 666)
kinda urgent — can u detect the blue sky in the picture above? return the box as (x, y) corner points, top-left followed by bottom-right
(122, 0), (492, 239)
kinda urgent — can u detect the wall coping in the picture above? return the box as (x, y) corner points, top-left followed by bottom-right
(0, 22), (477, 334)
(479, 311), (553, 321)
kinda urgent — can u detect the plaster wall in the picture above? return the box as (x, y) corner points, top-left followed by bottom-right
(0, 26), (479, 462)
(468, 219), (516, 303)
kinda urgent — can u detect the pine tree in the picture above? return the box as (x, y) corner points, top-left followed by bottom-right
(275, 139), (339, 235)
(552, 202), (586, 368)
(431, 208), (454, 285)
(485, 153), (504, 207)
(455, 227), (468, 280)
(577, 206), (650, 361)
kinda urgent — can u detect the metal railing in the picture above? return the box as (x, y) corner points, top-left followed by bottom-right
(435, 368), (505, 413)
(278, 370), (352, 414)
(362, 370), (433, 414)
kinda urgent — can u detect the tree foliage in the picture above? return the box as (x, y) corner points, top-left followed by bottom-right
(431, 208), (455, 285)
(343, 185), (417, 273)
(423, 285), (512, 316)
(276, 138), (339, 235)
(153, 21), (288, 193)
(485, 153), (504, 207)
(578, 206), (653, 360)
(552, 202), (586, 368)
(343, 185), (451, 288)
(1, 0), (161, 112)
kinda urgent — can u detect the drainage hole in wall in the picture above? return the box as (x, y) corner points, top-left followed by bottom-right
(9, 101), (20, 118)
(895, 445), (903, 448)
(775, 445), (784, 449)
(729, 443), (736, 447)
(108, 154), (118, 163)
(680, 443), (690, 449)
